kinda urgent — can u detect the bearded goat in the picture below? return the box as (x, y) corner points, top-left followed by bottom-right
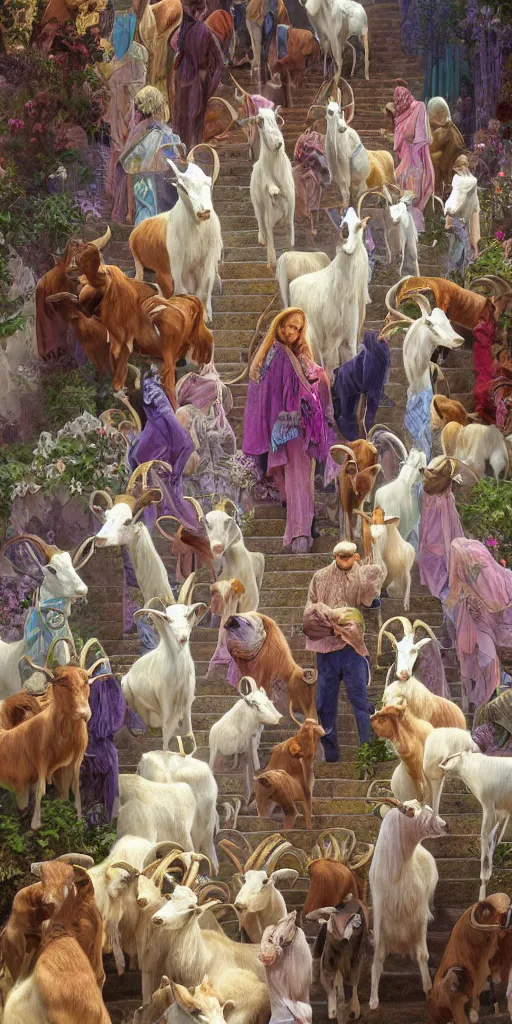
(246, 108), (295, 272)
(374, 448), (426, 542)
(381, 283), (465, 394)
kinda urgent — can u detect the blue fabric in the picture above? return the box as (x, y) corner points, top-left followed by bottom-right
(112, 12), (136, 58)
(133, 176), (157, 224)
(23, 596), (70, 672)
(405, 385), (433, 460)
(277, 24), (289, 59)
(316, 647), (372, 760)
(271, 410), (300, 451)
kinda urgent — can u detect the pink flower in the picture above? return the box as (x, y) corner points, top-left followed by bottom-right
(33, 123), (43, 133)
(496, 231), (505, 241)
(498, 171), (506, 177)
(485, 536), (498, 547)
(30, 138), (37, 144)
(501, 560), (507, 567)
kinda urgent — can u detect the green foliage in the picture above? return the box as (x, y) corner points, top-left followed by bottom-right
(0, 175), (84, 253)
(0, 314), (26, 340)
(0, 795), (115, 919)
(457, 478), (512, 564)
(494, 842), (512, 867)
(42, 368), (98, 430)
(355, 738), (397, 780)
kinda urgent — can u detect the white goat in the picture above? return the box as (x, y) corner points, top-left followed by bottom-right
(441, 421), (509, 480)
(365, 510), (416, 611)
(130, 149), (223, 323)
(302, 0), (369, 77)
(369, 800), (446, 1009)
(234, 868), (298, 943)
(423, 728), (479, 815)
(374, 448), (426, 542)
(325, 101), (370, 207)
(276, 250), (330, 307)
(137, 749), (219, 873)
(205, 503), (264, 612)
(117, 774), (197, 850)
(381, 283), (464, 394)
(0, 533), (88, 698)
(439, 750), (512, 900)
(444, 167), (481, 259)
(91, 476), (173, 605)
(209, 676), (282, 804)
(246, 108), (295, 271)
(121, 574), (206, 751)
(386, 189), (420, 277)
(290, 205), (370, 376)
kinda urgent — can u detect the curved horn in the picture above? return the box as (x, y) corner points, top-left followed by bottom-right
(411, 620), (438, 644)
(155, 515), (181, 541)
(89, 490), (113, 521)
(55, 852), (95, 867)
(364, 796), (415, 816)
(329, 444), (358, 469)
(263, 839), (295, 874)
(187, 144), (220, 185)
(470, 275), (512, 297)
(46, 291), (80, 305)
(72, 536), (96, 570)
(183, 496), (205, 524)
(221, 290), (281, 385)
(385, 280), (414, 323)
(349, 842), (374, 871)
(133, 607), (169, 623)
(229, 71), (250, 99)
(79, 638), (106, 670)
(214, 498), (238, 516)
(20, 656), (54, 681)
(246, 834), (287, 871)
(196, 881), (231, 903)
(142, 842), (185, 869)
(238, 676), (257, 696)
(288, 702), (302, 726)
(1, 533), (59, 564)
(89, 225), (111, 250)
(316, 829), (356, 864)
(469, 906), (504, 931)
(109, 860), (140, 879)
(177, 572), (196, 606)
(406, 290), (432, 317)
(339, 76), (355, 123)
(183, 853), (213, 888)
(356, 186), (389, 218)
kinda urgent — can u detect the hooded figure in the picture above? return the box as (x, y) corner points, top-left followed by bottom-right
(393, 86), (435, 229)
(173, 0), (224, 149)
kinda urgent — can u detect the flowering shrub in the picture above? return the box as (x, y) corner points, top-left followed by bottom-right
(457, 478), (512, 565)
(0, 575), (34, 641)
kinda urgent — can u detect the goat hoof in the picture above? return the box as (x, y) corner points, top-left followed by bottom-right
(369, 998), (379, 1011)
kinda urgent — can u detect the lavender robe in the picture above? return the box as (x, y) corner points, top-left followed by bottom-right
(418, 489), (464, 603)
(80, 674), (126, 823)
(174, 13), (224, 149)
(446, 538), (512, 708)
(331, 331), (390, 441)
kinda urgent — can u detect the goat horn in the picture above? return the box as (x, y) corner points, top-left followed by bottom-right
(56, 852), (95, 867)
(183, 496), (205, 524)
(141, 843), (185, 870)
(214, 498), (238, 516)
(316, 829), (356, 864)
(329, 444), (358, 469)
(222, 290), (281, 385)
(288, 701), (302, 726)
(339, 76), (355, 123)
(263, 840), (294, 873)
(88, 225), (111, 250)
(1, 533), (60, 564)
(110, 861), (140, 877)
(46, 291), (80, 304)
(365, 796), (415, 816)
(246, 834), (287, 871)
(405, 290), (432, 317)
(87, 657), (110, 678)
(20, 656), (54, 681)
(218, 839), (245, 873)
(133, 607), (169, 622)
(238, 676), (257, 696)
(229, 72), (250, 98)
(155, 515), (181, 542)
(356, 186), (388, 217)
(89, 490), (113, 519)
(79, 638), (105, 669)
(177, 572), (196, 606)
(411, 620), (438, 644)
(182, 853), (212, 888)
(385, 280), (414, 324)
(72, 535), (96, 570)
(175, 735), (186, 757)
(197, 881), (231, 903)
(469, 906), (504, 931)
(187, 144), (220, 185)
(349, 842), (374, 871)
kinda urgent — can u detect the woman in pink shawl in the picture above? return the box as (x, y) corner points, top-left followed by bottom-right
(445, 537), (512, 710)
(393, 86), (435, 231)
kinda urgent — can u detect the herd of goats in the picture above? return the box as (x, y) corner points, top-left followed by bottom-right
(3, 27), (512, 1024)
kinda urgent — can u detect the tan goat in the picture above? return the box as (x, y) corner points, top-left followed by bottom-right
(370, 703), (434, 802)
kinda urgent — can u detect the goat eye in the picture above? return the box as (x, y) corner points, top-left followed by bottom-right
(46, 565), (57, 576)
(123, 519), (132, 526)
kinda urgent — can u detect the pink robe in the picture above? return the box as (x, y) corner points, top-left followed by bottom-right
(418, 489), (464, 602)
(394, 91), (435, 227)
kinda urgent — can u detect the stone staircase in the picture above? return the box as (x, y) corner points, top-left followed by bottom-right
(78, 5), (512, 1020)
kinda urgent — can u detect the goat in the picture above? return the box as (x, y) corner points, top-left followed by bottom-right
(139, 294), (214, 408)
(376, 614), (444, 690)
(302, 829), (373, 917)
(368, 799), (446, 1009)
(34, 227), (110, 358)
(254, 718), (325, 829)
(290, 205), (370, 376)
(271, 28), (321, 89)
(129, 146), (223, 320)
(259, 911), (313, 1024)
(490, 924), (512, 1022)
(444, 158), (481, 260)
(307, 894), (369, 1023)
(439, 750), (512, 900)
(382, 672), (466, 729)
(219, 832), (303, 943)
(0, 657), (107, 829)
(370, 703), (434, 803)
(243, 108), (295, 272)
(138, 974), (270, 1024)
(427, 96), (466, 191)
(3, 876), (111, 1024)
(384, 187), (419, 277)
(302, 0), (369, 77)
(120, 573), (206, 751)
(325, 105), (394, 207)
(209, 676), (282, 805)
(428, 893), (511, 1024)
(223, 612), (318, 721)
(137, 748), (219, 872)
(430, 394), (475, 428)
(0, 533), (89, 699)
(329, 441), (380, 542)
(45, 292), (110, 374)
(441, 420), (509, 480)
(382, 283), (464, 394)
(356, 507), (415, 611)
(203, 501), (265, 613)
(116, 773), (197, 851)
(374, 448), (426, 542)
(276, 250), (330, 307)
(397, 275), (512, 331)
(423, 727), (480, 815)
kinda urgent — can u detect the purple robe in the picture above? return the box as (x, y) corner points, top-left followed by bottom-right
(174, 12), (224, 149)
(80, 674), (126, 823)
(445, 538), (512, 708)
(331, 331), (390, 441)
(418, 489), (464, 602)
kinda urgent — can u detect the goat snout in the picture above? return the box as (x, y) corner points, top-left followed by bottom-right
(212, 543), (224, 556)
(197, 210), (211, 221)
(95, 537), (107, 548)
(78, 706), (92, 722)
(398, 671), (410, 681)
(235, 900), (247, 910)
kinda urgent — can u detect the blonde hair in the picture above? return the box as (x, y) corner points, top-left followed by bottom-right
(249, 307), (313, 382)
(134, 85), (169, 121)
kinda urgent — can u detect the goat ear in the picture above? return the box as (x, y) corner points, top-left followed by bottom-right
(384, 516), (400, 526)
(105, 866), (132, 897)
(186, 602), (208, 622)
(72, 866), (91, 887)
(223, 1000), (236, 1013)
(171, 982), (196, 1011)
(306, 907), (336, 922)
(302, 668), (317, 684)
(415, 637), (433, 650)
(270, 868), (299, 887)
(230, 578), (246, 597)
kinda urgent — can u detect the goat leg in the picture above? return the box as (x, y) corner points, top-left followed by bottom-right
(71, 760), (83, 818)
(415, 938), (432, 996)
(480, 813), (499, 900)
(30, 776), (46, 830)
(369, 940), (385, 1010)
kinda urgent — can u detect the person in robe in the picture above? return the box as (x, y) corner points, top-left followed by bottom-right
(392, 86), (435, 231)
(472, 296), (510, 423)
(173, 0), (224, 150)
(243, 308), (335, 554)
(303, 541), (385, 761)
(117, 85), (183, 225)
(418, 457), (464, 604)
(105, 39), (148, 218)
(473, 682), (512, 756)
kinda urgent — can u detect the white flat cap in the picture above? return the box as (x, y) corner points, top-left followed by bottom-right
(333, 541), (357, 556)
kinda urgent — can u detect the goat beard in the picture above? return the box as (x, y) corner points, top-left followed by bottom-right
(225, 615), (267, 660)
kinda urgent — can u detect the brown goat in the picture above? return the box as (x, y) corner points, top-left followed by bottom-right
(35, 239), (79, 358)
(271, 28), (320, 87)
(254, 719), (324, 829)
(0, 690), (44, 730)
(45, 293), (111, 375)
(429, 122), (466, 192)
(141, 294), (214, 408)
(1, 861), (74, 982)
(303, 860), (364, 917)
(428, 893), (511, 1024)
(430, 394), (474, 429)
(331, 442), (381, 543)
(370, 703), (434, 803)
(489, 927), (512, 1017)
(397, 276), (508, 330)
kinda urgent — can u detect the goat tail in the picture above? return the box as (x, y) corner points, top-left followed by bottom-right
(189, 297), (215, 365)
(276, 253), (290, 307)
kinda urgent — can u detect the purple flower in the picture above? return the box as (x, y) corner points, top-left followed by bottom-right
(485, 536), (498, 547)
(496, 231), (505, 241)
